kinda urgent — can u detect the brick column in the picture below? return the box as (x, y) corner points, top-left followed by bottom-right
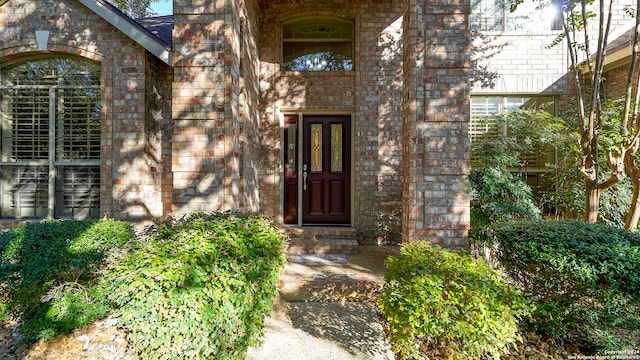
(172, 0), (241, 214)
(401, 0), (470, 247)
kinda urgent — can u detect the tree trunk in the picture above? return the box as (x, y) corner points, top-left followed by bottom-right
(626, 179), (640, 231)
(586, 183), (602, 223)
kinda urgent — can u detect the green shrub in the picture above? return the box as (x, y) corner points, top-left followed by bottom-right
(495, 220), (640, 352)
(0, 219), (133, 341)
(470, 167), (541, 248)
(468, 109), (562, 249)
(102, 212), (287, 360)
(377, 241), (531, 359)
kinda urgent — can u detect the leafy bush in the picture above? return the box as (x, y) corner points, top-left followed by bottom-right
(0, 219), (133, 341)
(469, 109), (565, 248)
(495, 220), (640, 352)
(470, 167), (541, 248)
(102, 212), (287, 360)
(377, 241), (531, 359)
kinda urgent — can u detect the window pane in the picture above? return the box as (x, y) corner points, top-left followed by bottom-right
(282, 17), (354, 72)
(283, 43), (353, 71)
(0, 166), (48, 218)
(507, 2), (561, 31)
(55, 166), (100, 219)
(331, 124), (343, 172)
(311, 123), (323, 172)
(57, 88), (101, 160)
(4, 58), (99, 86)
(469, 0), (504, 31)
(0, 57), (101, 219)
(2, 88), (50, 161)
(470, 0), (560, 31)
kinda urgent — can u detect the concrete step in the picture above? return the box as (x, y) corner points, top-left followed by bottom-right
(276, 245), (400, 302)
(287, 237), (359, 255)
(278, 271), (384, 302)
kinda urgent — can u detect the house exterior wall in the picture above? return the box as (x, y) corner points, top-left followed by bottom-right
(172, 0), (244, 214)
(1, 0), (471, 246)
(257, 0), (407, 242)
(470, 3), (634, 107)
(239, 0), (261, 212)
(402, 0), (470, 246)
(0, 0), (173, 224)
(256, 0), (470, 246)
(470, 30), (568, 96)
(604, 62), (640, 99)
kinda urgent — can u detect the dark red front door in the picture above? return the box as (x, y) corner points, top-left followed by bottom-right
(302, 116), (351, 224)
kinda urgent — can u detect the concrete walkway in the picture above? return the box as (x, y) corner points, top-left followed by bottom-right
(246, 246), (398, 360)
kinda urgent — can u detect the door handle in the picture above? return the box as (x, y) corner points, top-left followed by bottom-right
(302, 164), (308, 191)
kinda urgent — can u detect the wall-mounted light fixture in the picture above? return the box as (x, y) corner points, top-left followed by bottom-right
(35, 30), (50, 51)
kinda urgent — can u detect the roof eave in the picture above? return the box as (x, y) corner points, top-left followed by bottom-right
(78, 0), (172, 65)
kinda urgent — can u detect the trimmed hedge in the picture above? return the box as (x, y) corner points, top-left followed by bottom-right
(377, 241), (531, 359)
(0, 219), (134, 341)
(102, 212), (287, 360)
(495, 220), (640, 352)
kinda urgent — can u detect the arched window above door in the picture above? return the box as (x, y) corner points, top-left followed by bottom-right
(282, 17), (354, 72)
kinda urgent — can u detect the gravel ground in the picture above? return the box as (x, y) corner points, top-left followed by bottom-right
(0, 317), (139, 360)
(0, 306), (602, 360)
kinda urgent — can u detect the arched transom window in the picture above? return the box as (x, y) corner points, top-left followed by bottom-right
(282, 17), (354, 71)
(0, 57), (100, 219)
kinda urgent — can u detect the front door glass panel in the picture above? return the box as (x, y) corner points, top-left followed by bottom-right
(331, 123), (342, 172)
(311, 123), (322, 172)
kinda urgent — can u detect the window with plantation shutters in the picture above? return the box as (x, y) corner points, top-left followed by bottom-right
(471, 95), (557, 199)
(0, 57), (100, 219)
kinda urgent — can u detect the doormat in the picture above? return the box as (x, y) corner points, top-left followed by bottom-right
(293, 254), (347, 265)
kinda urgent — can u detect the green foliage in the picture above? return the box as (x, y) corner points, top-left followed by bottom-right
(473, 109), (566, 169)
(599, 179), (633, 228)
(377, 242), (531, 359)
(470, 167), (541, 247)
(102, 212), (287, 360)
(470, 109), (567, 246)
(0, 219), (133, 341)
(531, 96), (636, 226)
(110, 0), (160, 18)
(495, 220), (640, 352)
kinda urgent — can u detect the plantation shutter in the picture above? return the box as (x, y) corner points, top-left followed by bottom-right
(0, 58), (100, 219)
(470, 96), (556, 170)
(54, 86), (101, 218)
(0, 88), (50, 217)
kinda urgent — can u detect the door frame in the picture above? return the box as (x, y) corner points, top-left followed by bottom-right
(281, 111), (355, 227)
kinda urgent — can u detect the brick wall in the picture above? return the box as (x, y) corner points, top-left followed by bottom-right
(471, 31), (569, 95)
(470, 2), (633, 101)
(1, 0), (472, 244)
(239, 0), (261, 212)
(604, 63), (640, 100)
(401, 0), (470, 246)
(0, 0), (173, 223)
(172, 0), (242, 214)
(258, 0), (406, 241)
